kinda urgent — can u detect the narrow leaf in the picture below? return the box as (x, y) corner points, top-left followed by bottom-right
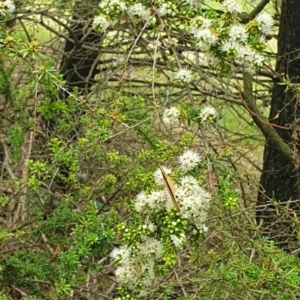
(159, 166), (180, 211)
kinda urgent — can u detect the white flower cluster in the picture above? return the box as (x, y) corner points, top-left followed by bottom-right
(135, 151), (210, 231)
(175, 68), (193, 83)
(222, 0), (242, 14)
(171, 233), (186, 248)
(255, 12), (274, 36)
(199, 105), (218, 124)
(112, 151), (211, 294)
(153, 165), (172, 185)
(127, 3), (151, 21)
(176, 175), (211, 230)
(162, 106), (180, 126)
(92, 15), (111, 33)
(178, 149), (201, 172)
(135, 189), (172, 212)
(94, 1), (151, 33)
(111, 237), (164, 289)
(189, 16), (218, 52)
(5, 0), (15, 13)
(99, 0), (127, 17)
(190, 16), (213, 35)
(157, 2), (177, 17)
(217, 12), (271, 73)
(0, 0), (15, 17)
(135, 173), (210, 230)
(229, 24), (249, 43)
(220, 40), (264, 73)
(184, 0), (202, 10)
(187, 2), (273, 73)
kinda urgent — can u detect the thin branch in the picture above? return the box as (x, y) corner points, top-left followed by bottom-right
(241, 0), (271, 23)
(173, 268), (187, 297)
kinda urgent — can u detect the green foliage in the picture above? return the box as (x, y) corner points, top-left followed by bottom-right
(201, 239), (300, 299)
(7, 124), (24, 162)
(0, 58), (13, 97)
(2, 250), (55, 288)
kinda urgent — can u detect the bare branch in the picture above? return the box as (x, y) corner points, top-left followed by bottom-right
(241, 0), (272, 23)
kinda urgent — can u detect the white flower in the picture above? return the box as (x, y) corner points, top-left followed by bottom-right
(162, 107), (180, 126)
(201, 18), (213, 29)
(135, 190), (167, 212)
(4, 0), (15, 13)
(193, 213), (209, 230)
(222, 0), (242, 13)
(114, 260), (143, 287)
(197, 41), (211, 52)
(221, 40), (239, 53)
(157, 2), (176, 16)
(202, 224), (209, 232)
(175, 69), (193, 83)
(180, 176), (199, 189)
(113, 238), (164, 288)
(147, 222), (156, 233)
(252, 52), (264, 67)
(180, 187), (211, 217)
(171, 233), (186, 248)
(184, 0), (201, 10)
(134, 191), (149, 212)
(233, 44), (264, 72)
(110, 246), (131, 264)
(93, 15), (111, 32)
(138, 237), (163, 259)
(148, 190), (166, 210)
(178, 149), (201, 172)
(175, 177), (211, 228)
(255, 12), (274, 36)
(193, 26), (218, 51)
(127, 3), (151, 21)
(153, 166), (172, 186)
(229, 24), (248, 43)
(99, 0), (127, 15)
(194, 28), (218, 46)
(190, 17), (213, 35)
(199, 105), (218, 124)
(235, 44), (252, 59)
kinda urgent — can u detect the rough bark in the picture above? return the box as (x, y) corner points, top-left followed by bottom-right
(256, 0), (300, 251)
(59, 0), (102, 96)
(46, 1), (102, 193)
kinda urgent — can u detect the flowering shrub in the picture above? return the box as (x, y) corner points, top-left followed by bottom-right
(111, 150), (211, 298)
(93, 0), (274, 75)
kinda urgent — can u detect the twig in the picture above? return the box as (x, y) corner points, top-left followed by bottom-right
(240, 0), (271, 23)
(173, 268), (187, 297)
(13, 83), (38, 225)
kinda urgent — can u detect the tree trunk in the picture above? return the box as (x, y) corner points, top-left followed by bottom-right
(257, 0), (300, 251)
(59, 0), (101, 96)
(45, 1), (101, 193)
